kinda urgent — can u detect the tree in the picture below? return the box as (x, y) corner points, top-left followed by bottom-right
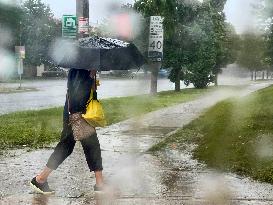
(203, 0), (239, 86)
(165, 1), (199, 91)
(262, 1), (273, 78)
(209, 0), (228, 85)
(183, 3), (217, 88)
(182, 0), (238, 88)
(20, 0), (61, 67)
(0, 3), (23, 49)
(0, 3), (23, 79)
(237, 32), (266, 81)
(252, 0), (273, 78)
(266, 24), (273, 72)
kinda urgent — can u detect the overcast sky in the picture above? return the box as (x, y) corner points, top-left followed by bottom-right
(39, 0), (257, 34)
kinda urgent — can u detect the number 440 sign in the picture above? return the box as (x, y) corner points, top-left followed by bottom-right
(148, 16), (164, 62)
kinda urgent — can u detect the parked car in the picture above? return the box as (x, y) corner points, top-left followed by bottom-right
(109, 70), (132, 78)
(42, 70), (68, 78)
(158, 69), (169, 78)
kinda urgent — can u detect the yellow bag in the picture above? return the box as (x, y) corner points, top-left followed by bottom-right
(82, 90), (106, 128)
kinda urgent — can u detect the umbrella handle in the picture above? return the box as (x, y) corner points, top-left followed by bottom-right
(89, 70), (97, 91)
(131, 67), (141, 79)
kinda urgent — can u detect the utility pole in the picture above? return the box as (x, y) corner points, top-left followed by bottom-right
(76, 0), (89, 39)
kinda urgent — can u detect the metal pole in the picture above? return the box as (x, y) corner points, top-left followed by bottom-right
(19, 21), (23, 89)
(19, 72), (22, 89)
(150, 62), (161, 94)
(76, 0), (89, 39)
(19, 21), (22, 46)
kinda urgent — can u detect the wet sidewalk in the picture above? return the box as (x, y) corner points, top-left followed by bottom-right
(1, 82), (273, 205)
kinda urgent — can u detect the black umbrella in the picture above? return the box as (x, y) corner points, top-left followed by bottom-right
(51, 36), (145, 71)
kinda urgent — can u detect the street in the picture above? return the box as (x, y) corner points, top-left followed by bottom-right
(0, 78), (180, 115)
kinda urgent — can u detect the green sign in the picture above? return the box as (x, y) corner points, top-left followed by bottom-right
(62, 15), (77, 38)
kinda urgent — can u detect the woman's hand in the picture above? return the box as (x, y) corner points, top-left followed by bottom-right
(89, 69), (97, 90)
(90, 69), (96, 79)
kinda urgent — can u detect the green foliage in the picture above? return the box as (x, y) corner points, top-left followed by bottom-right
(237, 32), (267, 71)
(211, 12), (233, 73)
(183, 3), (217, 88)
(152, 85), (273, 184)
(203, 0), (238, 86)
(0, 4), (21, 26)
(134, 0), (165, 17)
(0, 4), (23, 48)
(206, 0), (226, 11)
(164, 1), (199, 84)
(20, 0), (61, 66)
(266, 24), (273, 67)
(252, 0), (273, 70)
(265, 4), (273, 69)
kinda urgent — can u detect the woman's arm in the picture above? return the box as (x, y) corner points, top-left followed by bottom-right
(67, 69), (93, 114)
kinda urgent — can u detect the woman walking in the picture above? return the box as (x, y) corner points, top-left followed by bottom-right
(30, 68), (104, 194)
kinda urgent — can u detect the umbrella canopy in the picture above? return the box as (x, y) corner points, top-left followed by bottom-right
(51, 36), (145, 71)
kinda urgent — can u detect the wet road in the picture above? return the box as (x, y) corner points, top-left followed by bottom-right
(1, 82), (273, 204)
(0, 78), (181, 115)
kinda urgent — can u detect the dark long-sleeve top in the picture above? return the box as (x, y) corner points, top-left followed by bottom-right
(63, 69), (93, 122)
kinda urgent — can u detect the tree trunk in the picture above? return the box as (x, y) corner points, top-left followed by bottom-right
(150, 62), (160, 95)
(266, 70), (269, 79)
(262, 71), (265, 80)
(175, 69), (181, 92)
(254, 70), (257, 81)
(251, 71), (253, 81)
(214, 73), (218, 86)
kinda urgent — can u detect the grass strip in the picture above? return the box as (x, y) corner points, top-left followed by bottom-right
(0, 86), (38, 94)
(0, 87), (215, 149)
(151, 85), (273, 184)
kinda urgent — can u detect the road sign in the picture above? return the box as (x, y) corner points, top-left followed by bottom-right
(15, 46), (25, 59)
(148, 16), (164, 62)
(62, 15), (77, 38)
(78, 17), (89, 34)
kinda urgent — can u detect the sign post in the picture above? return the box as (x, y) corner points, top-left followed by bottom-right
(15, 46), (25, 89)
(148, 16), (164, 94)
(62, 15), (77, 39)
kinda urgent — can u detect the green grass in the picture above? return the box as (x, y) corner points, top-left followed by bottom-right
(0, 86), (38, 94)
(0, 87), (215, 149)
(151, 85), (273, 184)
